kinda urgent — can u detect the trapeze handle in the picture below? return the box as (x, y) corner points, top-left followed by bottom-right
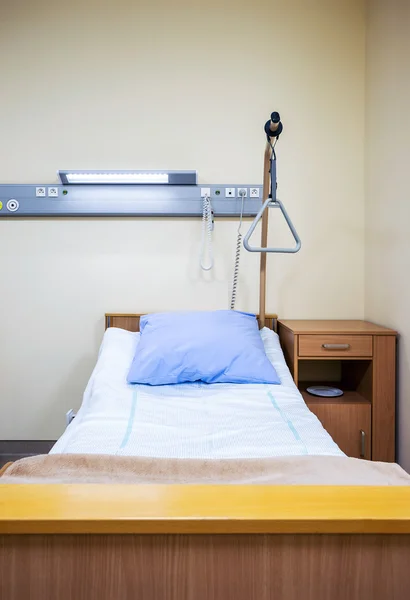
(243, 197), (301, 254)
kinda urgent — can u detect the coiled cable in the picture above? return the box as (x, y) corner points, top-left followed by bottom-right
(230, 190), (246, 310)
(200, 194), (214, 271)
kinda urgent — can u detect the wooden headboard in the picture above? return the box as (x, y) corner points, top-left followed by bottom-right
(105, 313), (278, 332)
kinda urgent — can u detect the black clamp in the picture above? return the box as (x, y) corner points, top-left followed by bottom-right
(264, 111), (283, 139)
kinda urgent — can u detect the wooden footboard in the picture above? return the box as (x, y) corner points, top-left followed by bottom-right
(2, 484), (410, 534)
(1, 485), (410, 599)
(2, 532), (409, 600)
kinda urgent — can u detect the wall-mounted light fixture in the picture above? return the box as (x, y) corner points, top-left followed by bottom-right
(58, 170), (197, 185)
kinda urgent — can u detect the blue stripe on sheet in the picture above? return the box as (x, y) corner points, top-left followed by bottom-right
(119, 389), (138, 450)
(267, 391), (308, 455)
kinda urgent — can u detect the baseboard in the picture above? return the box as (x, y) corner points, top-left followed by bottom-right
(0, 440), (56, 468)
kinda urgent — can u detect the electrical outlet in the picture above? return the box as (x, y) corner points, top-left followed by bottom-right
(200, 187), (211, 198)
(238, 188), (247, 197)
(250, 188), (260, 198)
(225, 188), (236, 198)
(36, 187), (46, 197)
(48, 187), (59, 197)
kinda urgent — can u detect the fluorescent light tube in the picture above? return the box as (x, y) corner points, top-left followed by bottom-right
(58, 170), (197, 185)
(65, 172), (168, 184)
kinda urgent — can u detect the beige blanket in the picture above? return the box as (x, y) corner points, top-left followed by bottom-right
(1, 453), (409, 485)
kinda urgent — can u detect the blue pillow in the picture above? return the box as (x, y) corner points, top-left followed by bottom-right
(127, 310), (280, 385)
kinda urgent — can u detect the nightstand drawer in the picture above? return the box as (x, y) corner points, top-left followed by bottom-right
(299, 335), (373, 357)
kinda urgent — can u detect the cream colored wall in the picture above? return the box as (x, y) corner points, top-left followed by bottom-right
(365, 0), (410, 471)
(0, 0), (365, 439)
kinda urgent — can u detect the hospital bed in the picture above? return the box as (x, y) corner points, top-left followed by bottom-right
(2, 113), (410, 597)
(1, 312), (410, 600)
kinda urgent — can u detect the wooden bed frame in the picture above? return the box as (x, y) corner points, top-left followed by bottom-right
(1, 312), (410, 599)
(104, 312), (279, 332)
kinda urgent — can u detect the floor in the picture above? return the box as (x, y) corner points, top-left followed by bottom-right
(0, 441), (56, 468)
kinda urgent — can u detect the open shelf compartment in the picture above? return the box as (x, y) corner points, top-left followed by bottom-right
(298, 359), (372, 405)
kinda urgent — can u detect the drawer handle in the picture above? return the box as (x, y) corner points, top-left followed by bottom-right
(322, 343), (351, 350)
(360, 430), (366, 458)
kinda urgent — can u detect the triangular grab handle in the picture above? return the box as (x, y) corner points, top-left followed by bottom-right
(243, 197), (301, 253)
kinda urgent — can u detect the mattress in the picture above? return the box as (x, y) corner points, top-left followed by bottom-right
(51, 327), (344, 459)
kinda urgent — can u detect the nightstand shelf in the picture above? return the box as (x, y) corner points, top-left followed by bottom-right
(278, 320), (396, 462)
(299, 386), (370, 405)
(298, 356), (372, 361)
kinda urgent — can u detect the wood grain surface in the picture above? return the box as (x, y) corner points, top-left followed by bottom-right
(278, 320), (396, 335)
(372, 335), (396, 461)
(299, 334), (373, 357)
(258, 141), (273, 328)
(105, 313), (278, 332)
(1, 533), (410, 600)
(307, 403), (371, 458)
(277, 322), (298, 381)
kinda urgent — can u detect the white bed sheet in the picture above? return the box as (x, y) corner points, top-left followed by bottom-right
(51, 327), (344, 458)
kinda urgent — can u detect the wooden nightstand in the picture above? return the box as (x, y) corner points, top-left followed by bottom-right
(277, 320), (397, 462)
